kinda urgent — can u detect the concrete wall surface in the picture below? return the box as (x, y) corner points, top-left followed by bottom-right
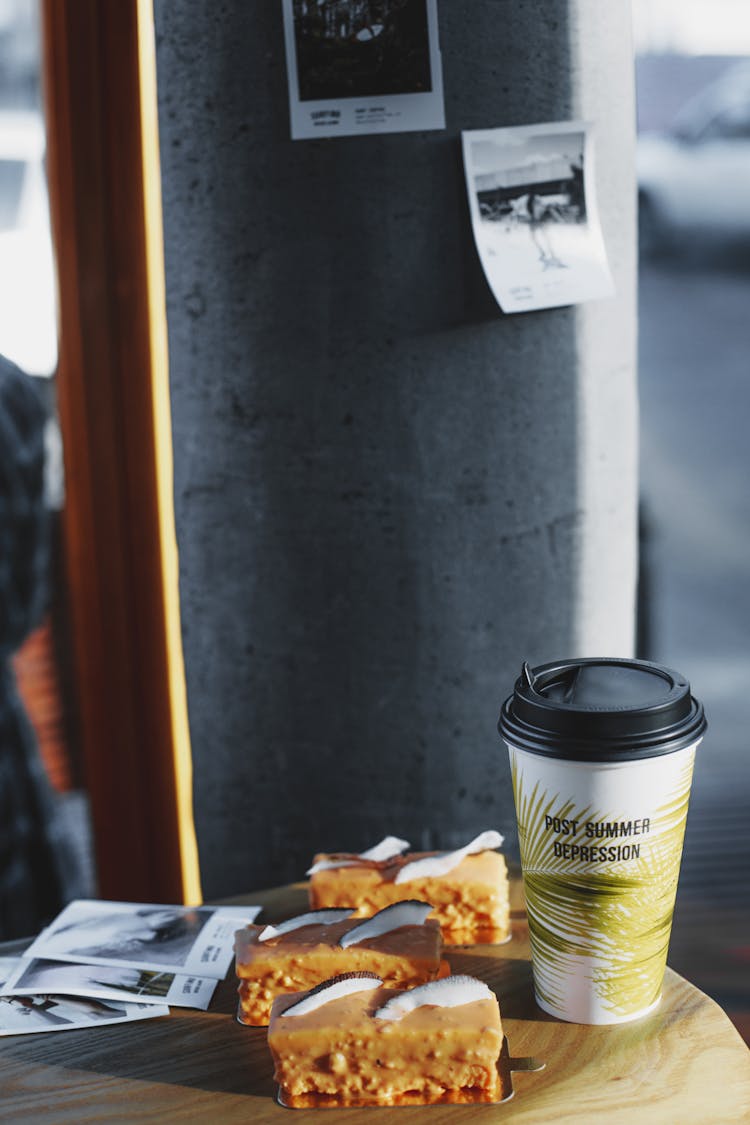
(153, 0), (638, 898)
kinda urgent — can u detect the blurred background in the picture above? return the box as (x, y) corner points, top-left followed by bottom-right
(631, 0), (750, 1045)
(0, 0), (747, 1040)
(0, 0), (89, 937)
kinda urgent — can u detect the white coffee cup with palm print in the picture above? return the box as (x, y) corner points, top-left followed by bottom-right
(499, 658), (706, 1025)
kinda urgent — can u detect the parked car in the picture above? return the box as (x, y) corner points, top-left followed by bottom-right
(0, 108), (57, 376)
(637, 61), (750, 257)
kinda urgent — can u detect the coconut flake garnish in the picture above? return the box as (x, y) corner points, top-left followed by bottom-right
(307, 836), (410, 875)
(282, 973), (382, 1017)
(359, 836), (410, 862)
(305, 858), (361, 874)
(374, 975), (495, 1022)
(339, 901), (432, 949)
(394, 829), (504, 884)
(257, 908), (354, 942)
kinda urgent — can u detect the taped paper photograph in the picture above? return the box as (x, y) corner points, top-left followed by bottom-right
(462, 122), (614, 313)
(22, 901), (260, 979)
(1, 957), (219, 1010)
(282, 0), (444, 139)
(0, 955), (169, 1036)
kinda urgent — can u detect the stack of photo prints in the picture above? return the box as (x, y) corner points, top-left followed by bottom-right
(0, 900), (260, 1036)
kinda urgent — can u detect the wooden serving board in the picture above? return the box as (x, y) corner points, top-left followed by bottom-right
(1, 878), (748, 1123)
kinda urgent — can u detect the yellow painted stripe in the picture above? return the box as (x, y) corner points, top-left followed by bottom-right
(136, 0), (202, 905)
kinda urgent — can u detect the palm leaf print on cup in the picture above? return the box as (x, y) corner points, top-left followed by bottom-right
(511, 753), (695, 1020)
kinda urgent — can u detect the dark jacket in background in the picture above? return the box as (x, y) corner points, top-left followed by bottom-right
(0, 352), (79, 939)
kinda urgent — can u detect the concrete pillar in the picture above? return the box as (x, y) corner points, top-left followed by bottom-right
(154, 0), (637, 898)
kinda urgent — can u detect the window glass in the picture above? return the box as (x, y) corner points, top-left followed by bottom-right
(703, 104), (750, 140)
(0, 0), (57, 377)
(635, 24), (750, 1045)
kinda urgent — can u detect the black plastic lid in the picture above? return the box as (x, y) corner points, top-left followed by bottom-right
(498, 657), (706, 761)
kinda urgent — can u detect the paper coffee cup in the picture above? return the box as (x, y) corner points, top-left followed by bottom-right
(499, 658), (706, 1025)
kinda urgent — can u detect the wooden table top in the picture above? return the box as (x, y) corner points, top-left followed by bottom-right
(1, 878), (749, 1123)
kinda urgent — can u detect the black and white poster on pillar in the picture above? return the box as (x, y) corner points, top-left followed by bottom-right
(282, 0), (445, 140)
(462, 122), (615, 313)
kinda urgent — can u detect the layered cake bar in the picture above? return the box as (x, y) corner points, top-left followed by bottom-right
(308, 831), (510, 944)
(234, 902), (446, 1026)
(268, 972), (507, 1108)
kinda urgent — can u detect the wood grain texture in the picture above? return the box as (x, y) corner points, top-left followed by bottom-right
(1, 878), (748, 1123)
(41, 0), (187, 903)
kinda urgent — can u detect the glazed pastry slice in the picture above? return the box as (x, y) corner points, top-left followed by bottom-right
(308, 830), (510, 944)
(268, 973), (507, 1107)
(234, 902), (446, 1026)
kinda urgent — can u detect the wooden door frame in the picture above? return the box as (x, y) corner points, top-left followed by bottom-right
(41, 0), (201, 904)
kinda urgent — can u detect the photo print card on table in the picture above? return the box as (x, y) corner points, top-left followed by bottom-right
(22, 901), (261, 980)
(282, 0), (445, 139)
(462, 121), (615, 313)
(0, 955), (169, 1037)
(1, 957), (220, 1011)
(0, 956), (22, 992)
